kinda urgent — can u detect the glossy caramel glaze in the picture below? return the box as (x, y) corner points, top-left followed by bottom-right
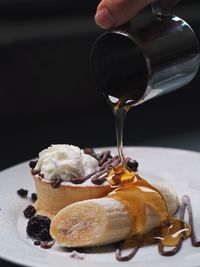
(107, 165), (169, 236)
(105, 165), (199, 261)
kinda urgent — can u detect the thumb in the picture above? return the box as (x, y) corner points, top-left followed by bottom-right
(95, 0), (154, 29)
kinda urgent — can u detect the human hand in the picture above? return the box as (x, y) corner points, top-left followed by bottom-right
(95, 0), (181, 29)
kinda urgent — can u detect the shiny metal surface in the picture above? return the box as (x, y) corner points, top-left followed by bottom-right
(91, 6), (200, 107)
(152, 0), (182, 17)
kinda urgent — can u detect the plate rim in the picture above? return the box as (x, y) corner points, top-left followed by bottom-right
(1, 145), (200, 267)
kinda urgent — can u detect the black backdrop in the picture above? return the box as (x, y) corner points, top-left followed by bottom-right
(0, 0), (200, 172)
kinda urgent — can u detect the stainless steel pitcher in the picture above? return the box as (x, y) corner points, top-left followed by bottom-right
(91, 1), (200, 107)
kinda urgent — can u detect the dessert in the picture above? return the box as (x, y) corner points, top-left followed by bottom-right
(49, 164), (200, 260)
(50, 168), (179, 248)
(23, 152), (200, 260)
(30, 144), (136, 217)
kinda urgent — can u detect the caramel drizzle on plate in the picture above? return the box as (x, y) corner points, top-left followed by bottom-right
(116, 193), (199, 261)
(105, 165), (199, 261)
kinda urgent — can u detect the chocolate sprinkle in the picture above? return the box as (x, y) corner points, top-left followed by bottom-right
(26, 215), (53, 242)
(51, 177), (63, 188)
(70, 177), (88, 184)
(83, 150), (136, 185)
(23, 205), (36, 219)
(97, 150), (112, 166)
(17, 188), (28, 197)
(91, 170), (108, 185)
(31, 148), (138, 186)
(99, 156), (121, 171)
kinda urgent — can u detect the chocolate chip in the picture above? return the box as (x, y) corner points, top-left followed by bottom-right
(31, 193), (37, 202)
(127, 159), (139, 172)
(23, 205), (36, 219)
(29, 160), (38, 169)
(26, 215), (53, 242)
(17, 188), (28, 197)
(51, 177), (63, 188)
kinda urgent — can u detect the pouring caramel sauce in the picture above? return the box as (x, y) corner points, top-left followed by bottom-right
(105, 97), (199, 261)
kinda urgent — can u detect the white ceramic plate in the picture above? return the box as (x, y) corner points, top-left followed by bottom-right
(0, 146), (200, 267)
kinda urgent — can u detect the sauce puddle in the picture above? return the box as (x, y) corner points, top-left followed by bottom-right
(115, 195), (200, 261)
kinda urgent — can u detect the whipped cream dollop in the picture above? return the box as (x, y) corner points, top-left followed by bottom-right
(35, 145), (99, 181)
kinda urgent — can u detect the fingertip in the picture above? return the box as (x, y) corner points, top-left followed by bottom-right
(95, 7), (116, 29)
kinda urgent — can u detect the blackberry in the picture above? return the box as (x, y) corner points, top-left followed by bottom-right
(26, 215), (52, 242)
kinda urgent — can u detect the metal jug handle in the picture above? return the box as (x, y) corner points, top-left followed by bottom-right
(151, 0), (181, 17)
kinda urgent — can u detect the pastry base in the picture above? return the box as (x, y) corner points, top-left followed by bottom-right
(33, 175), (112, 218)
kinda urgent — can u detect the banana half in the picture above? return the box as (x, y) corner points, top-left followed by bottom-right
(50, 184), (179, 247)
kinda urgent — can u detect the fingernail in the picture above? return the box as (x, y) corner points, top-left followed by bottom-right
(95, 7), (116, 29)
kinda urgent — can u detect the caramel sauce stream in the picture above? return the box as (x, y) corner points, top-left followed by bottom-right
(111, 97), (130, 166)
(114, 107), (128, 165)
(106, 98), (198, 261)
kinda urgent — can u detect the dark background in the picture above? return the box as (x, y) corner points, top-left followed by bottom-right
(0, 0), (200, 172)
(0, 1), (200, 266)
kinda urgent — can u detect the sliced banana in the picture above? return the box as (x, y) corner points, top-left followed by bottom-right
(50, 184), (179, 247)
